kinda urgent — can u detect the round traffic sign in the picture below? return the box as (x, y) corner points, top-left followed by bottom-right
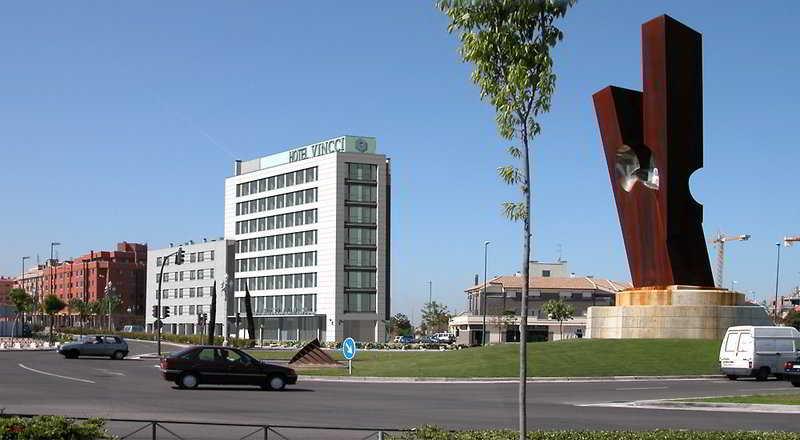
(342, 337), (357, 360)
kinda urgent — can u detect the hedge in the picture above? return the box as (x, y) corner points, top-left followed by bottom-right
(393, 427), (800, 440)
(0, 415), (113, 440)
(57, 328), (467, 351)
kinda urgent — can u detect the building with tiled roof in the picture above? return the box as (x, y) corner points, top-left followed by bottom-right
(449, 261), (631, 345)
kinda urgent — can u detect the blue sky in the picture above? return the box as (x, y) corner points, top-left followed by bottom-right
(1, 1), (798, 322)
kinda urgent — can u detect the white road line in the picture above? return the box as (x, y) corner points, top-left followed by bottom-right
(615, 386), (669, 391)
(94, 368), (125, 376)
(18, 364), (95, 384)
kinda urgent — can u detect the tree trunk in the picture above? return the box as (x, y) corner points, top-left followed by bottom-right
(519, 134), (532, 440)
(49, 315), (54, 344)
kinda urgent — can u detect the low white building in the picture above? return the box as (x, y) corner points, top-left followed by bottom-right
(145, 239), (235, 335)
(450, 262), (630, 345)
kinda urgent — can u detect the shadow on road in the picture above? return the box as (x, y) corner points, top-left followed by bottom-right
(169, 386), (314, 392)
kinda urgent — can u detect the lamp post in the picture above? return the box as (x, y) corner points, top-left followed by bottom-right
(47, 242), (61, 325)
(21, 256), (30, 326)
(482, 241), (491, 346)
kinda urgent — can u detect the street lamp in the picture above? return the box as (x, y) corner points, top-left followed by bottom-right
(21, 256), (30, 324)
(482, 240), (491, 346)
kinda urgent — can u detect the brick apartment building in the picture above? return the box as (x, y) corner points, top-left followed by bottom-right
(41, 242), (148, 316)
(0, 277), (15, 307)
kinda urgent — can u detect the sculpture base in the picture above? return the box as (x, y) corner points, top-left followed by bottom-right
(586, 285), (772, 339)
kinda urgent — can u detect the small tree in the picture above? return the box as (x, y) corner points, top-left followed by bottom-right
(43, 294), (67, 343)
(439, 1), (575, 438)
(100, 294), (122, 331)
(8, 288), (33, 340)
(501, 310), (518, 341)
(389, 313), (413, 337)
(89, 300), (103, 328)
(781, 310), (800, 330)
(421, 301), (451, 334)
(542, 299), (575, 340)
(68, 298), (92, 335)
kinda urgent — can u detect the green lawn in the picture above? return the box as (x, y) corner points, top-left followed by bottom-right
(687, 393), (800, 405)
(248, 339), (721, 377)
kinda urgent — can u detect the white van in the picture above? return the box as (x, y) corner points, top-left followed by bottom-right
(719, 326), (800, 380)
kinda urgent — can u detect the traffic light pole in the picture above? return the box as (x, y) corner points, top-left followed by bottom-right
(157, 248), (183, 357)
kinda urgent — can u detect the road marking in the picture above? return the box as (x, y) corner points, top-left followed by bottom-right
(615, 386), (669, 391)
(94, 368), (125, 376)
(18, 364), (95, 384)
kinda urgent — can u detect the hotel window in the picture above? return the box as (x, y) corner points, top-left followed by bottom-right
(189, 305), (196, 315)
(198, 252), (205, 262)
(190, 253), (196, 263)
(345, 271), (376, 289)
(348, 185), (377, 203)
(209, 250), (215, 261)
(345, 292), (376, 313)
(347, 206), (376, 224)
(197, 270), (205, 280)
(276, 174), (285, 189)
(197, 305), (204, 314)
(347, 163), (377, 181)
(197, 287), (204, 297)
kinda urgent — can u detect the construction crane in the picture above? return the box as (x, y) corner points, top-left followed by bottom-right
(712, 232), (750, 288)
(785, 236), (800, 247)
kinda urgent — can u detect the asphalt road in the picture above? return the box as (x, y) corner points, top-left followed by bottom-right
(1, 340), (798, 438)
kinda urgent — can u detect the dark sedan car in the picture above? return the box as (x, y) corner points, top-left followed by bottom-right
(160, 346), (298, 391)
(783, 360), (800, 387)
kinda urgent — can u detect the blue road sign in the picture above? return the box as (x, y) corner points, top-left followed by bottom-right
(342, 337), (357, 360)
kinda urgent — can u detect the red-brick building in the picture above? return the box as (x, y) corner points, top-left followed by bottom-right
(41, 242), (148, 315)
(0, 277), (15, 307)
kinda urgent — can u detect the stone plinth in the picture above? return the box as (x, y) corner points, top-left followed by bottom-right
(587, 286), (772, 339)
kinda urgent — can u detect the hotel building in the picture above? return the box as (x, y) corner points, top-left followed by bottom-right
(224, 135), (390, 343)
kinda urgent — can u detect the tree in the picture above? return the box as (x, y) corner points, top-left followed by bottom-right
(542, 299), (575, 340)
(8, 288), (33, 340)
(782, 309), (800, 330)
(100, 294), (121, 331)
(42, 294), (67, 343)
(389, 313), (413, 337)
(421, 301), (451, 334)
(501, 310), (518, 341)
(439, 1), (575, 437)
(89, 300), (103, 328)
(68, 298), (92, 335)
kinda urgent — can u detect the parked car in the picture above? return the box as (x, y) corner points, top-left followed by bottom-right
(782, 359), (800, 387)
(418, 335), (438, 344)
(719, 326), (800, 381)
(58, 335), (129, 360)
(433, 332), (455, 344)
(122, 325), (145, 333)
(393, 335), (415, 344)
(160, 345), (298, 391)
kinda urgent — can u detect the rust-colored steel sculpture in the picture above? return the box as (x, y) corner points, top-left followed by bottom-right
(593, 15), (714, 288)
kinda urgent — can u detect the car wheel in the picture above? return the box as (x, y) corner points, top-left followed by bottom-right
(179, 373), (199, 389)
(755, 367), (770, 382)
(791, 380), (800, 388)
(111, 351), (125, 360)
(266, 374), (286, 391)
(726, 375), (737, 381)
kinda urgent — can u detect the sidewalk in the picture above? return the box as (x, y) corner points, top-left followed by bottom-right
(300, 374), (724, 384)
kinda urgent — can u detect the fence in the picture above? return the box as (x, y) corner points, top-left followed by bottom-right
(1, 414), (410, 440)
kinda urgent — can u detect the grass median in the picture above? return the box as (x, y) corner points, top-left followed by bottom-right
(686, 393), (800, 405)
(248, 338), (721, 377)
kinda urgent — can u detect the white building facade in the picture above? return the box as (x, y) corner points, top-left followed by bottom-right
(145, 239), (235, 335)
(224, 135), (390, 343)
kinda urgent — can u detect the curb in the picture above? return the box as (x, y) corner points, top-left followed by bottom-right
(300, 374), (724, 384)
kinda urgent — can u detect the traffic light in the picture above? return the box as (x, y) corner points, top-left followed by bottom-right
(152, 305), (159, 318)
(163, 306), (171, 319)
(175, 247), (185, 265)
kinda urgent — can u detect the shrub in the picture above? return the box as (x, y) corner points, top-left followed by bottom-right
(392, 427), (800, 440)
(0, 415), (114, 439)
